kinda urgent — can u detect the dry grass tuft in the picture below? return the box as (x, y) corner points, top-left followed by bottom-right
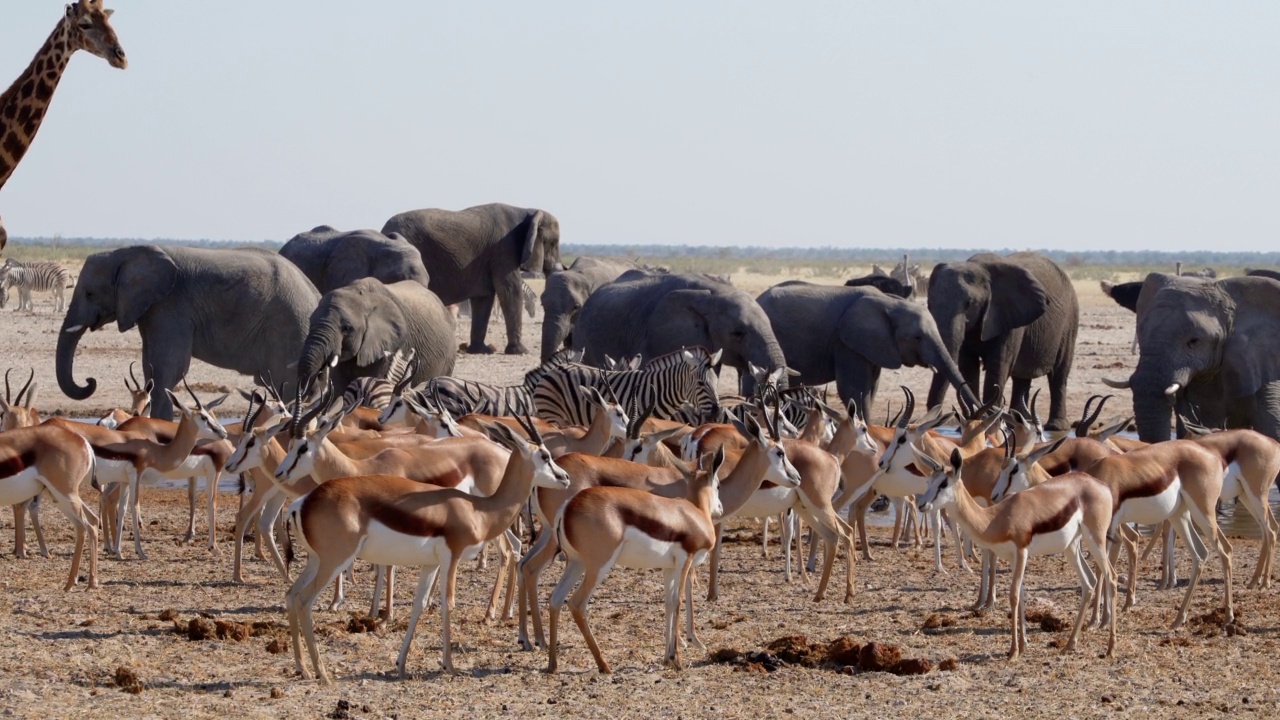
(187, 617), (216, 641)
(215, 620), (251, 642)
(1025, 607), (1068, 632)
(922, 613), (957, 631)
(113, 666), (143, 695)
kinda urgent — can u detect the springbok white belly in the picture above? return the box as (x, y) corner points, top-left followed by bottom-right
(359, 520), (454, 568)
(970, 510), (1083, 562)
(612, 527), (689, 570)
(732, 486), (796, 519)
(0, 468), (43, 506)
(873, 467), (929, 499)
(1219, 462), (1243, 502)
(1115, 477), (1181, 527)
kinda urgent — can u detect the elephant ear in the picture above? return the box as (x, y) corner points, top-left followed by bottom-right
(116, 246), (178, 332)
(520, 210), (546, 268)
(1221, 290), (1280, 398)
(838, 298), (902, 369)
(653, 289), (716, 349)
(356, 286), (407, 367)
(982, 262), (1048, 342)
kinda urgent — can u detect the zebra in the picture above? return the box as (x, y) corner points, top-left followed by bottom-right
(423, 348), (583, 418)
(0, 259), (73, 312)
(533, 347), (722, 427)
(341, 348), (418, 410)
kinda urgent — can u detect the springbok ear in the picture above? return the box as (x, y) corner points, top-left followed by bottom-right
(582, 386), (608, 409)
(949, 448), (963, 473)
(165, 389), (190, 414)
(1025, 436), (1068, 464)
(205, 393), (229, 410)
(909, 445), (944, 475)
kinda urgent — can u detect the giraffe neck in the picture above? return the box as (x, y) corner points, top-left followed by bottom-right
(0, 16), (78, 189)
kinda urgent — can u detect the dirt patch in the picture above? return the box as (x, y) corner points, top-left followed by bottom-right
(1190, 607), (1246, 637)
(1025, 607), (1068, 632)
(346, 614), (380, 634)
(859, 642), (903, 672)
(186, 617), (216, 641)
(215, 620), (251, 642)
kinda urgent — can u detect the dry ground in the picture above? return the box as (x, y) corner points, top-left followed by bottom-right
(0, 270), (1276, 719)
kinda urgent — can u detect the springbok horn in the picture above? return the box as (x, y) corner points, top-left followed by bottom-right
(182, 376), (205, 411)
(1002, 425), (1015, 460)
(899, 386), (916, 428)
(1030, 388), (1043, 428)
(15, 368), (34, 407)
(1076, 395), (1099, 438)
(128, 361), (141, 393)
(3, 368), (11, 404)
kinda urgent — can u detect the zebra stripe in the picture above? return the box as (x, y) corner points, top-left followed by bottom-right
(341, 348), (417, 410)
(425, 348), (581, 418)
(0, 260), (73, 312)
(533, 347), (720, 427)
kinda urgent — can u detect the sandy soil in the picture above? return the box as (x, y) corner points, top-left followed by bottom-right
(1, 272), (1276, 719)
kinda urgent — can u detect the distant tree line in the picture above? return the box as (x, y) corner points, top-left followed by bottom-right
(10, 236), (1280, 269)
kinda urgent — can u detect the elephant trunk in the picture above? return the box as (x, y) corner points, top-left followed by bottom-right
(1130, 360), (1187, 442)
(924, 339), (979, 412)
(540, 313), (574, 362)
(926, 313), (967, 409)
(56, 322), (97, 400)
(297, 321), (340, 390)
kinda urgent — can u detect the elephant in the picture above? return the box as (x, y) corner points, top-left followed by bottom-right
(925, 252), (1079, 431)
(844, 274), (913, 299)
(571, 272), (787, 395)
(57, 245), (320, 420)
(382, 203), (561, 355)
(279, 226), (430, 293)
(1101, 273), (1207, 353)
(540, 257), (645, 360)
(1102, 276), (1280, 442)
(1246, 268), (1280, 283)
(295, 278), (456, 395)
(757, 281), (980, 414)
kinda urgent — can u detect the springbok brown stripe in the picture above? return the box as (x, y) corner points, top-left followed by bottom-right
(618, 506), (699, 553)
(92, 445), (136, 463)
(0, 449), (38, 478)
(1029, 497), (1081, 537)
(1118, 468), (1178, 504)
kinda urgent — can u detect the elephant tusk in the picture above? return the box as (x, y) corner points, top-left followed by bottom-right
(1101, 377), (1131, 389)
(63, 325), (84, 334)
(329, 354), (339, 368)
(1164, 383), (1181, 396)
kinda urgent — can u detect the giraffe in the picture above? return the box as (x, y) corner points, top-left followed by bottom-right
(0, 0), (127, 252)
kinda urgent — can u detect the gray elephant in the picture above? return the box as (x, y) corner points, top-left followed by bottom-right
(1099, 273), (1276, 441)
(279, 226), (430, 293)
(382, 203), (561, 355)
(925, 252), (1079, 431)
(572, 272), (787, 394)
(296, 278), (456, 395)
(540, 257), (644, 360)
(57, 245), (320, 420)
(757, 281), (979, 413)
(843, 274), (913, 299)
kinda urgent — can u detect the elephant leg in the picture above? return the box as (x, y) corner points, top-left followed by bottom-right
(140, 322), (193, 421)
(1044, 364), (1073, 432)
(1009, 377), (1032, 420)
(496, 275), (528, 355)
(835, 359), (877, 423)
(467, 294), (497, 354)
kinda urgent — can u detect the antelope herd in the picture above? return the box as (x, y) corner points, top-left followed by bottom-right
(0, 343), (1278, 684)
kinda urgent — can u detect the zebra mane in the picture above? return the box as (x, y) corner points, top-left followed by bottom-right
(383, 348), (416, 386)
(521, 348), (583, 391)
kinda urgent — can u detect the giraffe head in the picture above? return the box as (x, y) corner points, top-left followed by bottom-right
(66, 0), (128, 69)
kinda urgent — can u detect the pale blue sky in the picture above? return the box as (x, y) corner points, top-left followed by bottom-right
(2, 1), (1277, 250)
